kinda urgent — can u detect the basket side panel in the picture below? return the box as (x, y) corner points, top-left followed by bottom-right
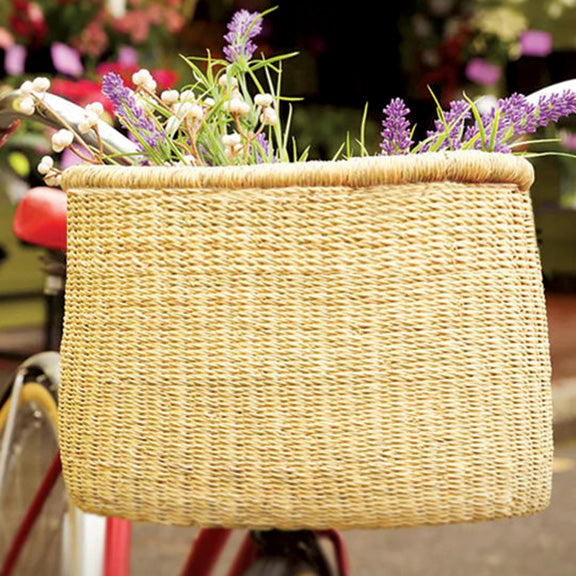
(59, 180), (552, 529)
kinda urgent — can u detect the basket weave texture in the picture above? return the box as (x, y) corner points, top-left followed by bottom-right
(59, 151), (552, 530)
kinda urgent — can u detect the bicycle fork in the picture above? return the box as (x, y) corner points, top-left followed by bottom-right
(0, 446), (131, 576)
(0, 370), (26, 494)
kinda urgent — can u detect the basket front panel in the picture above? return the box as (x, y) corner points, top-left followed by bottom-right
(59, 180), (552, 529)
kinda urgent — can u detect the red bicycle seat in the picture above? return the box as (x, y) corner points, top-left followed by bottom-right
(13, 187), (67, 252)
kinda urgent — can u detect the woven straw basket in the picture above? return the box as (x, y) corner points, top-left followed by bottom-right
(59, 151), (552, 530)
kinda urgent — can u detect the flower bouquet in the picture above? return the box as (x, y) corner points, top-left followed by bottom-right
(9, 8), (569, 530)
(0, 0), (189, 198)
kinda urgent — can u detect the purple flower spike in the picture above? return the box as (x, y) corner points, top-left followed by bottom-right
(252, 132), (276, 163)
(223, 9), (263, 63)
(423, 99), (471, 151)
(471, 90), (576, 152)
(535, 90), (576, 127)
(101, 72), (163, 150)
(380, 98), (413, 156)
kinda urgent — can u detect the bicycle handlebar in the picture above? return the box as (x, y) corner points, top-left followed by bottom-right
(525, 79), (576, 105)
(0, 89), (138, 161)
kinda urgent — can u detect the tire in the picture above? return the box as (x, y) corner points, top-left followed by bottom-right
(242, 530), (334, 576)
(242, 556), (327, 576)
(0, 361), (106, 576)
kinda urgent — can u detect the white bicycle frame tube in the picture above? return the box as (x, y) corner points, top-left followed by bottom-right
(0, 370), (25, 494)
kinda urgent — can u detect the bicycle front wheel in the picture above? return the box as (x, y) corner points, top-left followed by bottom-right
(0, 370), (77, 576)
(243, 557), (330, 576)
(242, 530), (334, 576)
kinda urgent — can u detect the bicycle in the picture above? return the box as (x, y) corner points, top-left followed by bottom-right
(1, 77), (569, 576)
(0, 91), (350, 576)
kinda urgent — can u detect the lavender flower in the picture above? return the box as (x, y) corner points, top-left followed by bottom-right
(422, 99), (471, 152)
(381, 88), (576, 156)
(462, 93), (537, 153)
(498, 93), (538, 135)
(251, 132), (275, 163)
(463, 105), (513, 153)
(464, 91), (576, 153)
(380, 98), (413, 155)
(223, 10), (263, 63)
(101, 72), (163, 150)
(535, 90), (576, 126)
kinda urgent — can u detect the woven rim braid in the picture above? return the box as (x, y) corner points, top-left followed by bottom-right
(59, 151), (552, 530)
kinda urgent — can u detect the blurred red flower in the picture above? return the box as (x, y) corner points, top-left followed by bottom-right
(9, 1), (48, 45)
(51, 78), (113, 113)
(96, 62), (179, 91)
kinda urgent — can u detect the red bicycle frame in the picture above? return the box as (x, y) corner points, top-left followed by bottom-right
(1, 451), (350, 576)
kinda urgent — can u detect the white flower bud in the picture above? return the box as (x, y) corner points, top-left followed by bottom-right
(37, 156), (54, 175)
(19, 81), (34, 95)
(218, 74), (238, 89)
(161, 90), (179, 105)
(165, 115), (182, 135)
(19, 96), (36, 116)
(51, 129), (74, 153)
(188, 103), (204, 120)
(78, 111), (99, 134)
(173, 102), (194, 119)
(173, 101), (204, 121)
(261, 107), (278, 126)
(181, 155), (197, 166)
(32, 77), (51, 92)
(44, 172), (62, 187)
(254, 93), (274, 108)
(132, 69), (157, 92)
(221, 133), (242, 147)
(85, 102), (104, 116)
(204, 97), (215, 107)
(179, 89), (195, 102)
(228, 97), (251, 117)
(132, 69), (152, 85)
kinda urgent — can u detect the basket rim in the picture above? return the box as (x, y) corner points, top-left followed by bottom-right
(61, 150), (534, 193)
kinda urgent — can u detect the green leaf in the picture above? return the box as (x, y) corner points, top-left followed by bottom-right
(358, 102), (369, 157)
(463, 92), (487, 151)
(331, 141), (346, 161)
(488, 108), (501, 152)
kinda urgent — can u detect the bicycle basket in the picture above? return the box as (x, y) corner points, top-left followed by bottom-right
(59, 151), (553, 530)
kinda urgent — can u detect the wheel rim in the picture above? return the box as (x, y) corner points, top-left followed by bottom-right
(0, 383), (68, 575)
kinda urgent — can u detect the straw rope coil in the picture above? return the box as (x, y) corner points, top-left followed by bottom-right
(59, 151), (552, 529)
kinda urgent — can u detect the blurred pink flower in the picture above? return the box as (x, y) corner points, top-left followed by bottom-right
(0, 28), (14, 49)
(51, 42), (84, 76)
(118, 46), (138, 66)
(4, 44), (26, 75)
(148, 4), (162, 24)
(560, 130), (576, 151)
(520, 30), (553, 57)
(113, 11), (150, 44)
(73, 19), (109, 57)
(28, 2), (44, 24)
(465, 58), (502, 87)
(164, 10), (184, 33)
